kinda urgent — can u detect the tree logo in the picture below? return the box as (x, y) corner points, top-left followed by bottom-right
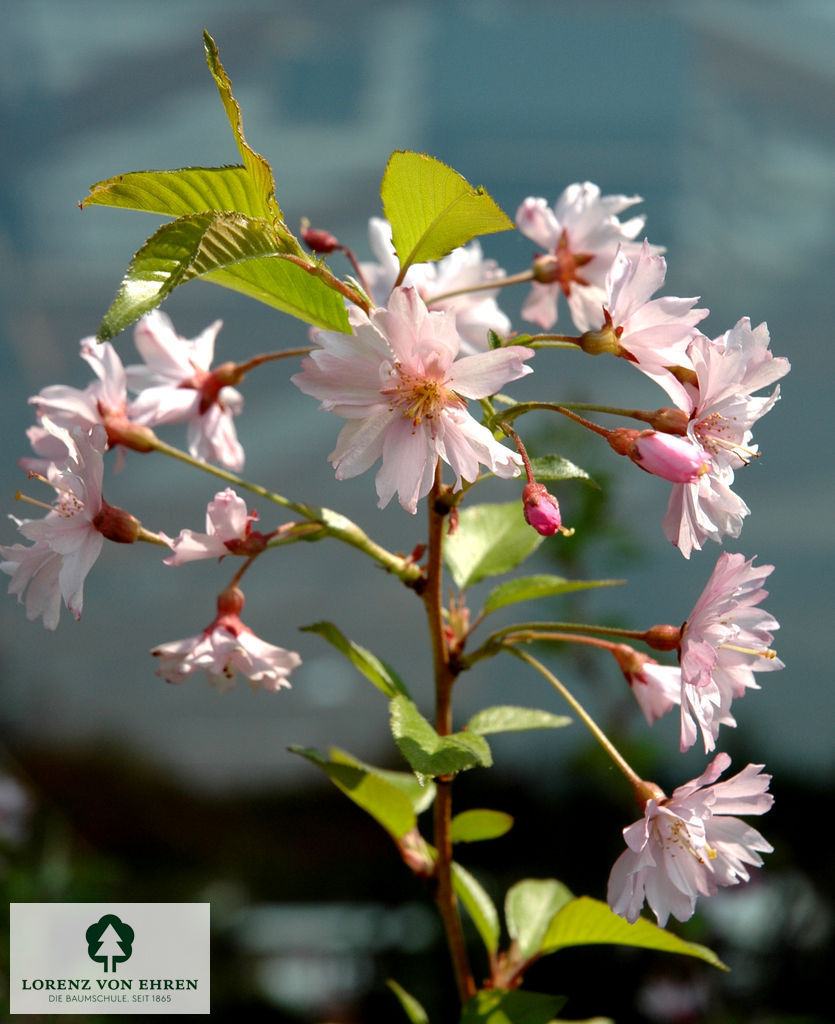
(85, 914), (134, 972)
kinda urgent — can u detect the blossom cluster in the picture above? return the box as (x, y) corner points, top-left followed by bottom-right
(2, 176), (788, 932)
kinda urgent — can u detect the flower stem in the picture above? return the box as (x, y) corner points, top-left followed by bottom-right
(145, 436), (423, 585)
(423, 471), (475, 1005)
(507, 646), (644, 790)
(423, 268), (536, 306)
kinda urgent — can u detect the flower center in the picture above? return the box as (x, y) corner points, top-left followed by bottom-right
(693, 412), (759, 466)
(382, 366), (463, 433)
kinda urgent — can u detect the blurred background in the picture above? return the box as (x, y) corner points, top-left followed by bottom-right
(1, 1), (833, 1021)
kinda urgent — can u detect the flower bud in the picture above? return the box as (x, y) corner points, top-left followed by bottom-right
(522, 482), (562, 536)
(301, 221), (340, 253)
(609, 428), (709, 483)
(92, 499), (144, 544)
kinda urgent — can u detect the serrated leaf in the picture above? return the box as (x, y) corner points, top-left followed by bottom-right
(302, 621), (409, 698)
(482, 574), (624, 616)
(82, 166), (270, 220)
(505, 879), (574, 960)
(451, 862), (500, 955)
(528, 455), (596, 485)
(387, 979), (429, 1024)
(390, 695), (492, 781)
(443, 502), (544, 590)
(328, 748), (435, 815)
(289, 746), (417, 840)
(540, 896), (727, 969)
(381, 151), (513, 275)
(96, 212), (345, 339)
(202, 31), (284, 226)
(465, 706), (572, 736)
(450, 809), (514, 844)
(459, 989), (566, 1024)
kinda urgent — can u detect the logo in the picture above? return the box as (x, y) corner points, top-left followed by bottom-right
(86, 914), (135, 972)
(9, 903), (210, 1014)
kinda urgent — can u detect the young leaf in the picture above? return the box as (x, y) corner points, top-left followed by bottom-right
(202, 31), (284, 226)
(450, 809), (514, 844)
(529, 455), (596, 485)
(289, 746), (417, 840)
(443, 502), (544, 590)
(381, 151), (513, 275)
(82, 166), (271, 221)
(96, 212), (347, 339)
(465, 706), (571, 736)
(482, 574), (624, 616)
(505, 879), (574, 960)
(301, 621), (409, 698)
(327, 748), (436, 816)
(387, 979), (430, 1024)
(459, 989), (566, 1024)
(390, 695), (492, 781)
(451, 862), (500, 955)
(539, 896), (727, 970)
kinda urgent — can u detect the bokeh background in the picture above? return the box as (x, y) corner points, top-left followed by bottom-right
(1, 1), (833, 1021)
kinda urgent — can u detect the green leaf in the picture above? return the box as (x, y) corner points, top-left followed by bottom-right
(528, 455), (596, 485)
(381, 151), (513, 275)
(301, 621), (409, 698)
(482, 574), (625, 616)
(443, 502), (544, 590)
(328, 748), (436, 816)
(459, 989), (566, 1024)
(202, 31), (284, 226)
(387, 979), (429, 1024)
(289, 746), (417, 840)
(82, 166), (271, 220)
(465, 706), (572, 736)
(505, 879), (574, 960)
(451, 862), (500, 955)
(450, 809), (514, 844)
(96, 212), (347, 339)
(390, 695), (492, 781)
(540, 896), (727, 970)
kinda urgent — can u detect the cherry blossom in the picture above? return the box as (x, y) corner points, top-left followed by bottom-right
(607, 754), (773, 926)
(516, 182), (656, 331)
(126, 310), (245, 470)
(163, 488), (265, 565)
(678, 551), (783, 753)
(291, 286), (533, 513)
(360, 217), (511, 353)
(661, 319), (790, 557)
(521, 482), (563, 536)
(581, 241), (707, 390)
(612, 645), (682, 726)
(1, 421), (106, 627)
(152, 586), (301, 692)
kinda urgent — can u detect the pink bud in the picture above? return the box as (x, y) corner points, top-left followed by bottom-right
(609, 429), (709, 483)
(522, 482), (562, 536)
(301, 224), (340, 253)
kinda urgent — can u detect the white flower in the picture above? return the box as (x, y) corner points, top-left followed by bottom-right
(292, 286), (533, 513)
(163, 489), (261, 566)
(608, 754), (773, 926)
(516, 182), (656, 331)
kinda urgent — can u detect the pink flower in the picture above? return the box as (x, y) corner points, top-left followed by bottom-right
(612, 645), (682, 726)
(678, 552), (783, 753)
(516, 183), (656, 331)
(163, 488), (266, 565)
(662, 319), (790, 557)
(291, 286), (534, 513)
(361, 218), (511, 353)
(1, 421), (106, 627)
(152, 587), (301, 692)
(583, 242), (707, 388)
(607, 754), (773, 926)
(126, 310), (245, 471)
